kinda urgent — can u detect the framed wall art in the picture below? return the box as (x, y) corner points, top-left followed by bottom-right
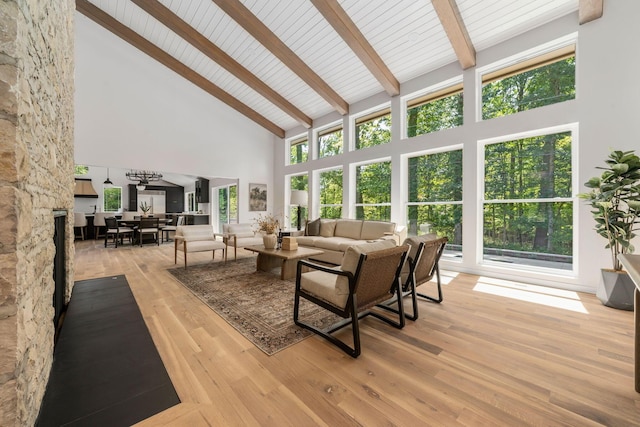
(248, 183), (267, 211)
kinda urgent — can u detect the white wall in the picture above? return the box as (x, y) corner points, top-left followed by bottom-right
(74, 14), (276, 222)
(275, 4), (640, 293)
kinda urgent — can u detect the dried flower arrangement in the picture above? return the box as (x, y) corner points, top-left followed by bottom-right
(254, 213), (280, 234)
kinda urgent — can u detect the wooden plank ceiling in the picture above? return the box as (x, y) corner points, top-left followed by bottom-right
(76, 0), (599, 138)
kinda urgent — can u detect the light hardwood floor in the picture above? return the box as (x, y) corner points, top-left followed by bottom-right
(73, 239), (640, 426)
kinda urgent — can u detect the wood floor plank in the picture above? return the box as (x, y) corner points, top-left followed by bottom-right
(73, 240), (640, 426)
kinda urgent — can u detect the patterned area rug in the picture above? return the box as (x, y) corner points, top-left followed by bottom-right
(167, 257), (340, 355)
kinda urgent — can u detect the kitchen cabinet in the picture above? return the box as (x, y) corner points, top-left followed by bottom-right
(128, 184), (138, 212)
(165, 186), (184, 213)
(195, 178), (209, 203)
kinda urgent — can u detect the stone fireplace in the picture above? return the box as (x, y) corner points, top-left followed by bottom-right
(0, 1), (75, 426)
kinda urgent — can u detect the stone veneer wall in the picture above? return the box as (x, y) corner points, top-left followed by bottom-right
(0, 1), (75, 425)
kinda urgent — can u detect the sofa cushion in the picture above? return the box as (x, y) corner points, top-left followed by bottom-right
(314, 237), (356, 252)
(334, 219), (363, 240)
(360, 220), (395, 240)
(305, 218), (321, 236)
(319, 219), (337, 237)
(296, 236), (322, 246)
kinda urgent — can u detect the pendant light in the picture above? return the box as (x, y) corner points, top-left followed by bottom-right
(103, 168), (113, 187)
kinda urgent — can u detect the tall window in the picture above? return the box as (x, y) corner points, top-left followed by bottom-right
(482, 45), (575, 120)
(318, 125), (343, 158)
(217, 184), (238, 231)
(103, 186), (122, 212)
(289, 137), (308, 164)
(355, 160), (391, 221)
(319, 168), (342, 218)
(407, 149), (463, 251)
(355, 109), (391, 149)
(289, 174), (308, 227)
(406, 83), (463, 138)
(482, 130), (573, 270)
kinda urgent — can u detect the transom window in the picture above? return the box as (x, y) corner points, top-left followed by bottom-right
(318, 168), (342, 218)
(482, 44), (575, 120)
(354, 160), (391, 221)
(406, 83), (463, 138)
(482, 130), (574, 270)
(289, 137), (308, 164)
(318, 125), (343, 158)
(355, 109), (391, 150)
(407, 149), (463, 253)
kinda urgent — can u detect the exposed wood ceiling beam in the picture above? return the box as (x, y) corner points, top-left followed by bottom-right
(75, 0), (284, 138)
(431, 0), (476, 69)
(311, 0), (399, 97)
(579, 0), (604, 24)
(130, 0), (312, 129)
(210, 0), (349, 116)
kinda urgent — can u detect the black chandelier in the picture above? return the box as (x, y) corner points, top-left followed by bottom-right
(126, 170), (163, 190)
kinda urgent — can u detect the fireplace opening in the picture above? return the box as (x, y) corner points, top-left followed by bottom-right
(53, 210), (67, 344)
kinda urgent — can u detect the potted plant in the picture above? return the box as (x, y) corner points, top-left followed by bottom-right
(254, 213), (280, 249)
(578, 149), (640, 310)
(139, 201), (151, 217)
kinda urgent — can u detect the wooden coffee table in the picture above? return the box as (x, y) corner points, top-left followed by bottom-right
(244, 245), (324, 280)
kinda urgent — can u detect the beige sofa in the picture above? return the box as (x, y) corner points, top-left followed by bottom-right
(296, 219), (406, 265)
(222, 223), (264, 260)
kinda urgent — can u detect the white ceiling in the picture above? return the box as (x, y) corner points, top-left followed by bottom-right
(79, 0), (579, 135)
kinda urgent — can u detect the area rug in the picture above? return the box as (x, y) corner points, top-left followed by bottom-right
(167, 257), (340, 355)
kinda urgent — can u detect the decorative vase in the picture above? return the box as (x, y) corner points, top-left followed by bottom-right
(263, 234), (277, 249)
(597, 269), (635, 311)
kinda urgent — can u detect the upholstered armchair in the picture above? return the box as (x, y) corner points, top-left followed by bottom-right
(294, 239), (409, 358)
(389, 234), (448, 320)
(221, 223), (263, 260)
(175, 225), (226, 269)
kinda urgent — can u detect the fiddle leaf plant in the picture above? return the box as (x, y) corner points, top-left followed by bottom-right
(578, 150), (640, 271)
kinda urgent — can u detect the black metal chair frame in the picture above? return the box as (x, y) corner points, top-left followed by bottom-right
(378, 236), (447, 321)
(294, 245), (409, 358)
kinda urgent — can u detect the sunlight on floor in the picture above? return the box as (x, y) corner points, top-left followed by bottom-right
(473, 276), (589, 313)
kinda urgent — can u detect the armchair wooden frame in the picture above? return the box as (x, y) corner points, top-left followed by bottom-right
(294, 244), (409, 358)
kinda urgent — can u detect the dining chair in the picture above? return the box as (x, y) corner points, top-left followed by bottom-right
(136, 217), (160, 246)
(160, 215), (184, 243)
(73, 212), (88, 240)
(93, 212), (110, 239)
(104, 217), (134, 248)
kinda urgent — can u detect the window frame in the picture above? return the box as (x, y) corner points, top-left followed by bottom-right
(316, 166), (343, 219)
(352, 158), (392, 221)
(102, 185), (122, 213)
(477, 124), (578, 275)
(402, 77), (463, 140)
(404, 146), (463, 257)
(476, 35), (577, 122)
(288, 135), (309, 165)
(352, 106), (391, 150)
(316, 123), (343, 158)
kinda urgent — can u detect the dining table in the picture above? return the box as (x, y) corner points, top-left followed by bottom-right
(117, 217), (171, 245)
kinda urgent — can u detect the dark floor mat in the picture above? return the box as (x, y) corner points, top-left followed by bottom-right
(36, 275), (180, 426)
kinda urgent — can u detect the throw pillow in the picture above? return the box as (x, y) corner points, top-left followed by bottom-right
(305, 218), (321, 236)
(319, 219), (337, 237)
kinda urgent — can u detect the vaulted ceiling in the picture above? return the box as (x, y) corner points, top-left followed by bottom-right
(76, 0), (603, 138)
